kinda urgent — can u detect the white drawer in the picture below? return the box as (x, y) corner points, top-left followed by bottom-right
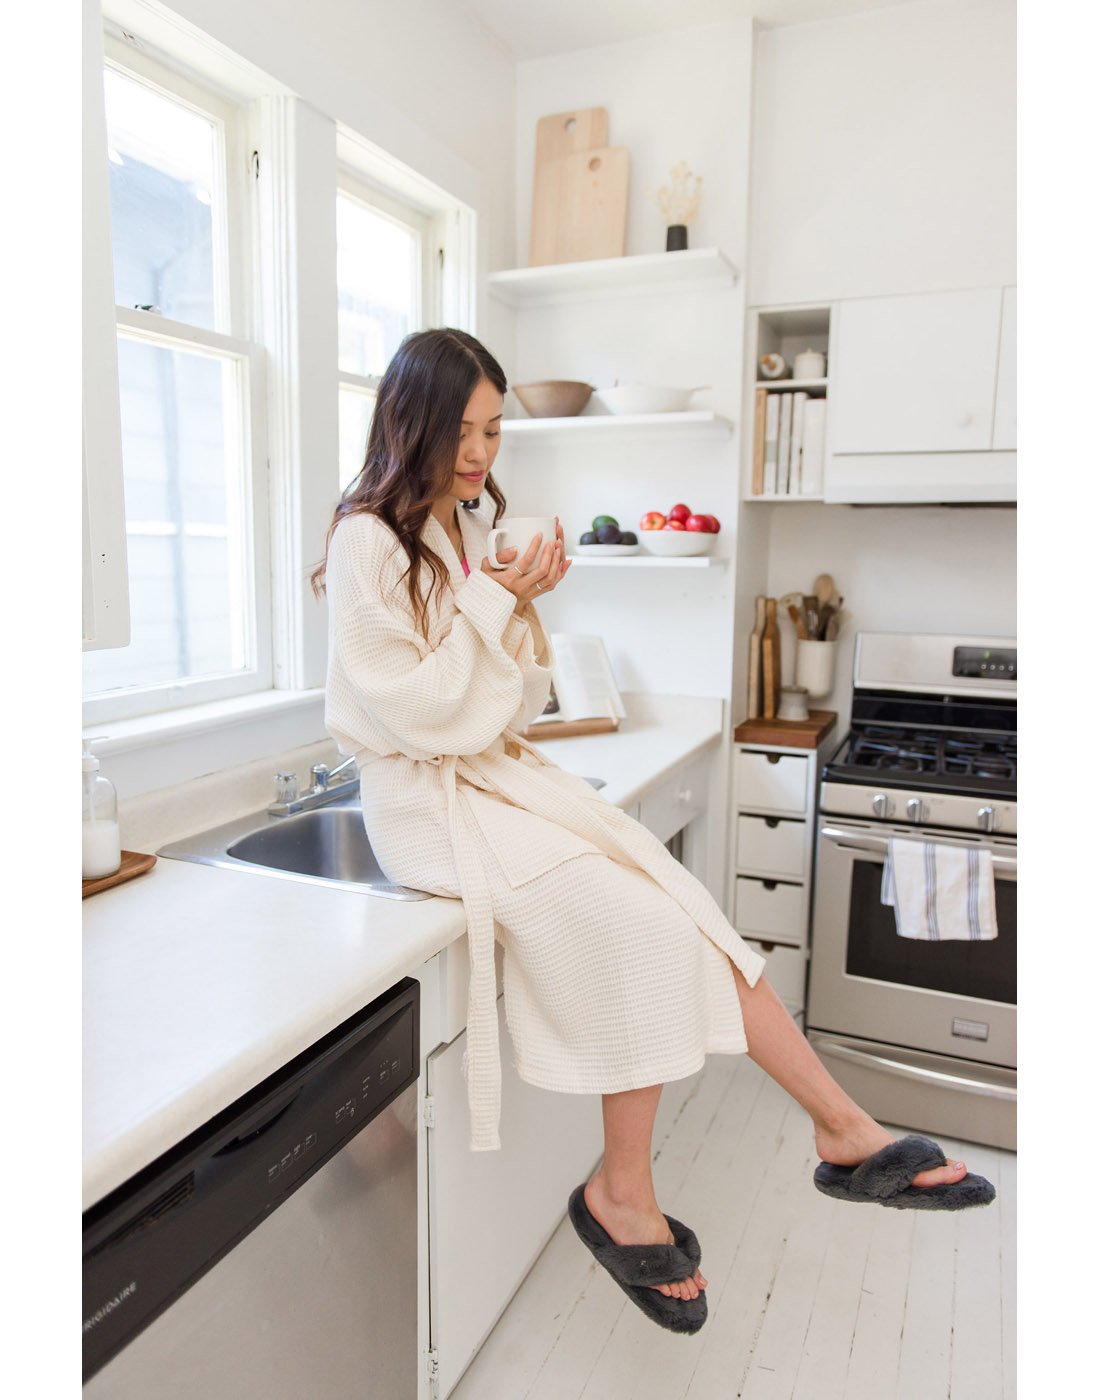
(735, 876), (806, 944)
(736, 814), (806, 879)
(639, 750), (711, 846)
(737, 749), (809, 816)
(742, 937), (808, 1011)
(437, 934), (505, 1045)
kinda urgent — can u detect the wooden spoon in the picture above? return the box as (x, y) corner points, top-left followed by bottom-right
(787, 603), (809, 639)
(812, 573), (836, 608)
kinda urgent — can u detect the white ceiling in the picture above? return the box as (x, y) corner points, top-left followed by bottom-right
(460, 0), (924, 61)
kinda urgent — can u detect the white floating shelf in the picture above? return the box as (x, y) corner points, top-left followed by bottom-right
(566, 554), (726, 568)
(745, 494), (825, 503)
(488, 247), (739, 307)
(502, 410), (733, 443)
(754, 378), (828, 391)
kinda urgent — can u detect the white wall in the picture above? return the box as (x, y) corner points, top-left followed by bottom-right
(748, 0), (1016, 306)
(501, 20), (755, 700)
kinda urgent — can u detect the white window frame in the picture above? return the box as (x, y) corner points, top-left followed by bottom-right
(83, 34), (272, 725)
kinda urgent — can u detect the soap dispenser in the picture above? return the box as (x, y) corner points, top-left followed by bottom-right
(82, 739), (121, 879)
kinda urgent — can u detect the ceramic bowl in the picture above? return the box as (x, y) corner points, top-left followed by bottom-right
(638, 529), (715, 557)
(512, 381), (594, 418)
(593, 385), (699, 415)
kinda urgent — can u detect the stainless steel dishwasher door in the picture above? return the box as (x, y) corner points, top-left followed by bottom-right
(84, 1079), (418, 1400)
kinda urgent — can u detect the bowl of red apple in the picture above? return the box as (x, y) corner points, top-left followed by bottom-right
(638, 503), (721, 556)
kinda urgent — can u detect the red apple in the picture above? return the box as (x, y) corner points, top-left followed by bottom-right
(684, 514), (710, 532)
(667, 503), (691, 524)
(639, 511), (666, 531)
(702, 514), (721, 533)
(663, 519), (686, 530)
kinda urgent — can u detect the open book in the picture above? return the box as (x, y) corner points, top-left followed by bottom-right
(521, 634), (627, 739)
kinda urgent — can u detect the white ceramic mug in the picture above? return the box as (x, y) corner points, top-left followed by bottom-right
(486, 516), (556, 571)
(795, 639), (837, 699)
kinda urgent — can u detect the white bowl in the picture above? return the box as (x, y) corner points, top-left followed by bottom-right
(593, 385), (700, 415)
(573, 542), (641, 556)
(639, 529), (715, 557)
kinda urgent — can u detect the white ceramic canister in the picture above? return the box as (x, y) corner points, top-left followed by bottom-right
(793, 348), (826, 380)
(778, 686), (810, 721)
(795, 639), (837, 699)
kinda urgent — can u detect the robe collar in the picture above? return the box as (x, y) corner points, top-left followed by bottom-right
(423, 505), (485, 592)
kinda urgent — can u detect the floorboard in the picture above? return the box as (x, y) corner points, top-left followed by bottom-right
(450, 1056), (1016, 1400)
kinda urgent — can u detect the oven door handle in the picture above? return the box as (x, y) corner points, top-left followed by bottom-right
(819, 826), (1017, 875)
(815, 1040), (1017, 1103)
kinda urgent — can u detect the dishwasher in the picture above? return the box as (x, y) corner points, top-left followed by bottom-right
(83, 978), (420, 1398)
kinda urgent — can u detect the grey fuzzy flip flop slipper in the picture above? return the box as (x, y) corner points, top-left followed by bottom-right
(813, 1133), (997, 1210)
(567, 1183), (708, 1335)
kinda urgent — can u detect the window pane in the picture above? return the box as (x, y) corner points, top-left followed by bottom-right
(339, 385), (376, 489)
(104, 66), (221, 330)
(82, 337), (251, 697)
(337, 193), (418, 377)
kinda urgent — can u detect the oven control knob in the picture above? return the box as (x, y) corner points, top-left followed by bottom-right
(872, 793), (891, 818)
(906, 797), (924, 823)
(977, 805), (996, 833)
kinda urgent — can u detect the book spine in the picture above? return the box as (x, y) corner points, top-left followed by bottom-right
(763, 392), (780, 495)
(801, 398), (826, 495)
(752, 387), (767, 495)
(777, 392), (794, 495)
(790, 391), (809, 495)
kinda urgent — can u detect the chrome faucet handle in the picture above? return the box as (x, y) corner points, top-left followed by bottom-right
(328, 754), (357, 781)
(310, 763), (330, 791)
(274, 771), (298, 803)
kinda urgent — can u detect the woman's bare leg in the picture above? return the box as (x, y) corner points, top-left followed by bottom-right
(584, 1084), (707, 1301)
(731, 965), (969, 1187)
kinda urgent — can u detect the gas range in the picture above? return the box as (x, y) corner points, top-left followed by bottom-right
(820, 634), (1017, 835)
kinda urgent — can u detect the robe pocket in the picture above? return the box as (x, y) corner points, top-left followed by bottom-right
(466, 792), (604, 888)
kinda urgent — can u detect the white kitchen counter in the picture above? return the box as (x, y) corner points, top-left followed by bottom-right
(83, 693), (723, 1211)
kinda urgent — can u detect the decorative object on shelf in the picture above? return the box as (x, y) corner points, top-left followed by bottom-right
(750, 387), (827, 497)
(656, 161), (702, 252)
(762, 598), (781, 719)
(795, 639), (837, 699)
(778, 686), (810, 722)
(758, 352), (789, 380)
(594, 383), (709, 415)
(512, 381), (594, 418)
(747, 595), (766, 719)
(793, 348), (826, 380)
(638, 500), (720, 554)
(530, 107), (629, 266)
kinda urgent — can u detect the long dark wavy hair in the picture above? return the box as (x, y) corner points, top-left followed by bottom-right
(311, 328), (508, 639)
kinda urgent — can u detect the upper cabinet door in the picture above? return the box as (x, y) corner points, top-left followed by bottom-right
(992, 286), (1016, 450)
(830, 289), (1003, 454)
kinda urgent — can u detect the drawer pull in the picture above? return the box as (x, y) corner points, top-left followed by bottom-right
(763, 879), (777, 891)
(764, 817), (780, 829)
(766, 754), (781, 765)
(761, 941), (776, 952)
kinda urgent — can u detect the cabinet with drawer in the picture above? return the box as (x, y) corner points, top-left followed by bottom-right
(730, 725), (836, 1025)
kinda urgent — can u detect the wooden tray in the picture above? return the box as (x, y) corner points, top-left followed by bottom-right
(733, 710), (837, 750)
(520, 715), (620, 740)
(83, 850), (157, 899)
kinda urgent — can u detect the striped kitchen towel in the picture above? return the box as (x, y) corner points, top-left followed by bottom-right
(880, 837), (998, 940)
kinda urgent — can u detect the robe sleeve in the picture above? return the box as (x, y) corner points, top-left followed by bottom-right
(504, 601), (555, 731)
(328, 515), (551, 757)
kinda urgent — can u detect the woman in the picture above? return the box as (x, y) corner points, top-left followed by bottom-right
(314, 328), (990, 1331)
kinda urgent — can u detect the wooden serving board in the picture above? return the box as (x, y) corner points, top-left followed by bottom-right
(530, 146), (629, 266)
(747, 594), (765, 719)
(761, 597), (781, 720)
(734, 710), (838, 749)
(83, 849), (157, 899)
(534, 107), (609, 164)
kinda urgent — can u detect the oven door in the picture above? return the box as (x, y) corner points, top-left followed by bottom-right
(806, 819), (1016, 1069)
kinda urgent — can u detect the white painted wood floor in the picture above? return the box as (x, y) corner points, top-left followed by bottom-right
(451, 1050), (1015, 1400)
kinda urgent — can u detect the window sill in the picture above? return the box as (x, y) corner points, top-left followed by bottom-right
(85, 688), (328, 801)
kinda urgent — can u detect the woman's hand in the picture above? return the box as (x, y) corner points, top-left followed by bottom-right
(481, 516), (571, 614)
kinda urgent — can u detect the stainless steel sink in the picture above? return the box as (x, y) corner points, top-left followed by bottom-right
(158, 794), (432, 900)
(158, 775), (607, 898)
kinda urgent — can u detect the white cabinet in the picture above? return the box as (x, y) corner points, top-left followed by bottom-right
(826, 286), (1016, 504)
(425, 999), (602, 1399)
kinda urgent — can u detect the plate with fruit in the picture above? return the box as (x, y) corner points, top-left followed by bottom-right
(575, 515), (640, 555)
(638, 503), (721, 557)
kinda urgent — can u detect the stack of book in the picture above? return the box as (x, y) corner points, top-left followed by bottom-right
(750, 387), (826, 496)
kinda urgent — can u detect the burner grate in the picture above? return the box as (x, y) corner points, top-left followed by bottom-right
(846, 726), (1016, 784)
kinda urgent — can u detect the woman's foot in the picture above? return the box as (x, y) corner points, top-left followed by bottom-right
(584, 1170), (707, 1301)
(814, 1111), (968, 1188)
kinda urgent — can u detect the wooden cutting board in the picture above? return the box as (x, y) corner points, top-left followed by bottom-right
(762, 598), (781, 720)
(534, 107), (609, 164)
(747, 595), (766, 719)
(530, 146), (629, 266)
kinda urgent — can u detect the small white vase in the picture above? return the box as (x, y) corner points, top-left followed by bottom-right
(795, 639), (837, 699)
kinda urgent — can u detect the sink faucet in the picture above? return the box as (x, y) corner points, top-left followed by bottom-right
(268, 754), (360, 816)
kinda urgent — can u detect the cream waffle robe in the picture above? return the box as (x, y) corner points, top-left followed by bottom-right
(324, 506), (767, 1152)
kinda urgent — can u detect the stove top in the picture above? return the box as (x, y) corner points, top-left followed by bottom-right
(825, 723), (1016, 799)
